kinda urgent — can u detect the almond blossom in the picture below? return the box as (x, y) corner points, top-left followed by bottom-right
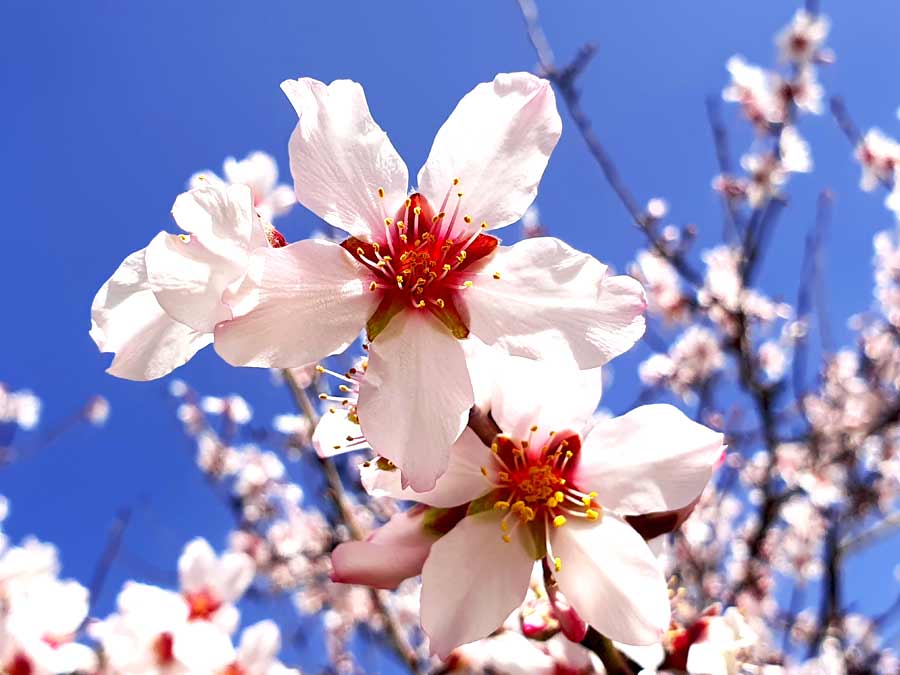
(332, 356), (724, 656)
(214, 72), (647, 491)
(190, 151), (296, 223)
(91, 183), (285, 380)
(775, 9), (833, 65)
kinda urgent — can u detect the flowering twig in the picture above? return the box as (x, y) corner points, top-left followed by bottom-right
(281, 369), (422, 674)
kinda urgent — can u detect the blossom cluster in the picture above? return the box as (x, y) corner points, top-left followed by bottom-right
(0, 496), (299, 674)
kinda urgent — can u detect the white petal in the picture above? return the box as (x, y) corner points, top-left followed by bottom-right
(172, 184), (266, 248)
(420, 512), (533, 658)
(313, 406), (369, 458)
(553, 516), (670, 645)
(178, 538), (217, 593)
(360, 429), (494, 508)
(466, 237), (647, 368)
(214, 239), (376, 368)
(146, 185), (266, 333)
(686, 642), (730, 675)
(577, 404), (724, 515)
(237, 620), (280, 669)
(172, 621), (236, 671)
(214, 552), (255, 603)
(281, 77), (408, 237)
(145, 230), (243, 333)
(90, 247), (212, 380)
(417, 73), (561, 231)
(357, 311), (474, 492)
(490, 354), (603, 443)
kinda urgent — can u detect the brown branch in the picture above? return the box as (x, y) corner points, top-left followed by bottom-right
(282, 369), (421, 674)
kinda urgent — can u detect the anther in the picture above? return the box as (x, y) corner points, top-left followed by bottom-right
(554, 557), (562, 571)
(585, 509), (600, 521)
(492, 272), (502, 280)
(377, 187), (385, 198)
(553, 515), (567, 528)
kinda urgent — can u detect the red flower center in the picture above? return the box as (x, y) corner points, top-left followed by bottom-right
(4, 654), (33, 675)
(185, 588), (222, 620)
(153, 632), (176, 666)
(481, 429), (602, 572)
(342, 190), (499, 340)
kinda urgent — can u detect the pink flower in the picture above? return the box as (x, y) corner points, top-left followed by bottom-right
(214, 73), (647, 491)
(335, 356), (724, 656)
(91, 183), (284, 381)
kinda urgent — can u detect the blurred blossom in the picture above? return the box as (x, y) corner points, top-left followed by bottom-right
(84, 394), (111, 426)
(0, 385), (41, 430)
(189, 151), (296, 223)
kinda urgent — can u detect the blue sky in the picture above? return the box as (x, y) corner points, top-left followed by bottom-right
(2, 1), (899, 669)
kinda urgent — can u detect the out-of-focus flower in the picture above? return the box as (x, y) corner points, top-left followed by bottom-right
(336, 355), (723, 656)
(520, 205), (546, 238)
(190, 151), (296, 223)
(630, 250), (688, 324)
(201, 395), (253, 425)
(775, 10), (832, 65)
(1, 578), (96, 675)
(83, 394), (111, 426)
(223, 620), (300, 675)
(0, 386), (41, 430)
(214, 73), (646, 491)
(855, 129), (900, 192)
(178, 538), (255, 634)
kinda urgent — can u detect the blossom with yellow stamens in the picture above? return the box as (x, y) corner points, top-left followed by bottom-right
(334, 354), (725, 657)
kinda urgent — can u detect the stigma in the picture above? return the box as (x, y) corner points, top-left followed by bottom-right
(340, 184), (501, 340)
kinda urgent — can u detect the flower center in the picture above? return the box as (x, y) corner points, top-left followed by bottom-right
(152, 632), (176, 666)
(481, 428), (602, 572)
(341, 185), (500, 340)
(185, 588), (222, 620)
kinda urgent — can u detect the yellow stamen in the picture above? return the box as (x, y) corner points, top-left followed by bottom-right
(553, 515), (567, 528)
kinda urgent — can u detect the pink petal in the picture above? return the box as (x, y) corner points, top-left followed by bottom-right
(552, 516), (670, 646)
(489, 354), (603, 444)
(91, 248), (212, 381)
(214, 239), (376, 368)
(281, 78), (408, 238)
(357, 311), (474, 492)
(466, 237), (647, 369)
(417, 73), (561, 232)
(421, 512), (533, 658)
(577, 404), (725, 516)
(331, 509), (437, 590)
(359, 429), (494, 508)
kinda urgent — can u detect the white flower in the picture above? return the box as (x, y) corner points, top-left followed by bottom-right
(213, 73), (647, 491)
(91, 183), (279, 380)
(338, 356), (724, 656)
(1, 578), (96, 675)
(0, 387), (41, 431)
(178, 538), (255, 634)
(775, 9), (832, 65)
(190, 151), (296, 223)
(855, 129), (900, 192)
(90, 581), (236, 674)
(225, 620), (299, 675)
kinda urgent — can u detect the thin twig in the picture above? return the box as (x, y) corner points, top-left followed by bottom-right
(282, 369), (421, 674)
(86, 507), (134, 621)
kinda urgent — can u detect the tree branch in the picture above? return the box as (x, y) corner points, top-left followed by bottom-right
(282, 370), (421, 674)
